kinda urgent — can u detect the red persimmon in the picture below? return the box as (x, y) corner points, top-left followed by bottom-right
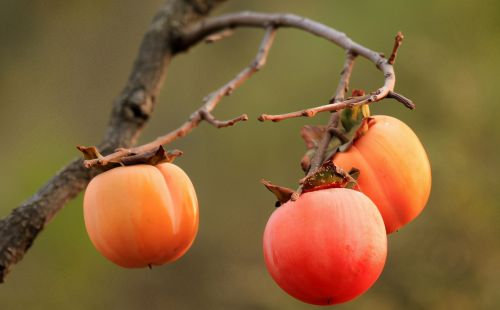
(263, 188), (387, 305)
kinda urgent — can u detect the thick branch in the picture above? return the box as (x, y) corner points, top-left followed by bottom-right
(0, 0), (225, 282)
(84, 26), (277, 168)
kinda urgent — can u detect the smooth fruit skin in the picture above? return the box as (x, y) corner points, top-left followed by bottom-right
(263, 188), (387, 305)
(333, 115), (431, 234)
(83, 163), (198, 268)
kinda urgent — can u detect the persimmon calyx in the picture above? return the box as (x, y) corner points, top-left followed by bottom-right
(76, 145), (183, 168)
(300, 161), (360, 193)
(262, 163), (360, 208)
(119, 146), (183, 166)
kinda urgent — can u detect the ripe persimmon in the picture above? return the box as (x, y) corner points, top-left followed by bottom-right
(83, 163), (198, 268)
(333, 115), (431, 233)
(263, 188), (387, 305)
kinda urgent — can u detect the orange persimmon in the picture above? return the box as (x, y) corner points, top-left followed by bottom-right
(333, 115), (431, 234)
(83, 163), (198, 268)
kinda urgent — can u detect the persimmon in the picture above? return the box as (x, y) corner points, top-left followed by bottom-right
(333, 115), (431, 234)
(83, 163), (198, 268)
(263, 188), (387, 305)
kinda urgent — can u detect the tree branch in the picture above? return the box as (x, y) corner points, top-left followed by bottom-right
(175, 12), (401, 122)
(290, 52), (357, 200)
(83, 26), (277, 168)
(387, 90), (415, 109)
(0, 0), (226, 283)
(307, 52), (357, 175)
(0, 8), (414, 283)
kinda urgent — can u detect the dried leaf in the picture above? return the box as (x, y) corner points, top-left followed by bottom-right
(165, 149), (184, 163)
(300, 125), (326, 150)
(76, 145), (103, 160)
(300, 151), (313, 172)
(348, 167), (360, 180)
(300, 125), (344, 172)
(261, 179), (295, 206)
(300, 91), (372, 171)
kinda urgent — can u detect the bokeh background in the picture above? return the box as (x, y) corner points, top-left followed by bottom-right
(1, 0), (499, 309)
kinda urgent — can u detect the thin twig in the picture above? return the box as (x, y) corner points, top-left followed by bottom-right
(200, 110), (249, 128)
(258, 94), (372, 122)
(307, 52), (356, 174)
(182, 12), (398, 117)
(292, 52), (357, 200)
(258, 87), (415, 122)
(387, 90), (415, 109)
(84, 27), (277, 168)
(180, 13), (415, 123)
(330, 51), (357, 103)
(388, 31), (404, 65)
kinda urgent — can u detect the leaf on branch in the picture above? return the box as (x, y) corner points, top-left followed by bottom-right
(300, 125), (326, 150)
(76, 145), (103, 160)
(300, 125), (345, 172)
(300, 113), (367, 171)
(301, 161), (359, 192)
(165, 149), (184, 163)
(340, 89), (369, 131)
(300, 150), (314, 172)
(261, 179), (295, 207)
(300, 90), (374, 171)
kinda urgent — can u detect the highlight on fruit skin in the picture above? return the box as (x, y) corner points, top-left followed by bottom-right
(263, 188), (387, 306)
(83, 163), (198, 268)
(333, 115), (431, 234)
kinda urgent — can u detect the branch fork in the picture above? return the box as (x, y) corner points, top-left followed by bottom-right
(83, 26), (276, 168)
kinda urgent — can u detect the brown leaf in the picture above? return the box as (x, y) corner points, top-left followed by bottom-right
(76, 145), (103, 160)
(165, 149), (184, 163)
(300, 151), (313, 172)
(261, 179), (295, 206)
(300, 125), (326, 150)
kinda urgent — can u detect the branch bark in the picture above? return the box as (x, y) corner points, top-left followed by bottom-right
(0, 0), (226, 282)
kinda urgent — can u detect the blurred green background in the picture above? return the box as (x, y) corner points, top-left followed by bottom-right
(1, 0), (499, 309)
